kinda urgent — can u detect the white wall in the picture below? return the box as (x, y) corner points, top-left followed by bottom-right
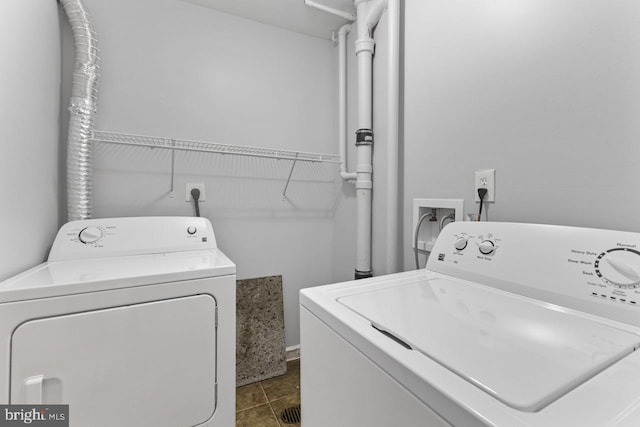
(60, 0), (337, 347)
(402, 0), (640, 270)
(0, 0), (61, 280)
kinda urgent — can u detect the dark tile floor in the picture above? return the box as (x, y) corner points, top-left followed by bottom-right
(236, 359), (301, 427)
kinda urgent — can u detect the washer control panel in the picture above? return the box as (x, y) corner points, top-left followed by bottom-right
(428, 222), (640, 327)
(49, 217), (217, 261)
(448, 231), (501, 259)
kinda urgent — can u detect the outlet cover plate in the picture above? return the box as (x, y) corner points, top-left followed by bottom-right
(475, 169), (495, 202)
(186, 183), (206, 202)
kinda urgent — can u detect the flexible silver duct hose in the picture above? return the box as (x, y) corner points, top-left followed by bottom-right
(60, 0), (100, 220)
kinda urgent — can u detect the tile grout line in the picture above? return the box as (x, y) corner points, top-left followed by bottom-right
(235, 403), (269, 414)
(235, 383), (271, 413)
(261, 381), (282, 426)
(258, 381), (269, 403)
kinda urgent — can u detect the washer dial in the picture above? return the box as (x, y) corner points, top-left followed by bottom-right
(454, 237), (468, 251)
(594, 248), (640, 288)
(78, 226), (103, 244)
(478, 240), (495, 255)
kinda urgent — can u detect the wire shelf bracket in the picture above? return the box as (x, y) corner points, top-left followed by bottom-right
(282, 153), (299, 201)
(169, 139), (176, 198)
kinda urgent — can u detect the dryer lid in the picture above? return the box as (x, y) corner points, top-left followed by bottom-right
(338, 277), (640, 412)
(0, 249), (235, 303)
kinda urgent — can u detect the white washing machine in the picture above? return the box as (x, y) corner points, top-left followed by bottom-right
(0, 216), (235, 427)
(300, 222), (640, 427)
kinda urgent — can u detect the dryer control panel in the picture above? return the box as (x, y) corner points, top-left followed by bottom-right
(427, 222), (640, 327)
(49, 217), (217, 261)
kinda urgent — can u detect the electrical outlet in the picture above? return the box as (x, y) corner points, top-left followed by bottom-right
(475, 169), (495, 202)
(185, 183), (206, 202)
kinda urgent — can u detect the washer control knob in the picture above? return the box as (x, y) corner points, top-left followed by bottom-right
(78, 226), (102, 244)
(479, 240), (495, 255)
(454, 238), (468, 251)
(187, 226), (197, 235)
(595, 249), (640, 288)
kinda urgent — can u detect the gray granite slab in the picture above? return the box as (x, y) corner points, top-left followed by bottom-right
(236, 275), (286, 386)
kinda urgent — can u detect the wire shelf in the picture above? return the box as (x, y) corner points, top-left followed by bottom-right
(91, 130), (341, 164)
(91, 130), (341, 200)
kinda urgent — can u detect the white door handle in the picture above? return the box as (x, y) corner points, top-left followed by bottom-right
(23, 375), (44, 404)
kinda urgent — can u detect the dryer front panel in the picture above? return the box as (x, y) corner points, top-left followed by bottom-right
(10, 294), (217, 427)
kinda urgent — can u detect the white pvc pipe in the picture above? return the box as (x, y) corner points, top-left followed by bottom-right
(385, 0), (400, 273)
(338, 24), (357, 182)
(359, 0), (386, 33)
(355, 43), (373, 127)
(355, 39), (373, 278)
(353, 0), (386, 278)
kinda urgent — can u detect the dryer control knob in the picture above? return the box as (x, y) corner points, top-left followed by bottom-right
(79, 226), (103, 244)
(187, 226), (197, 235)
(479, 240), (495, 255)
(454, 238), (468, 251)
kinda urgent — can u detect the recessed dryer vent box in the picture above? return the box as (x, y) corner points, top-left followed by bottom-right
(412, 199), (464, 252)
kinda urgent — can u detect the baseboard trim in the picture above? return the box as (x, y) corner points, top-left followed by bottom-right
(285, 344), (300, 361)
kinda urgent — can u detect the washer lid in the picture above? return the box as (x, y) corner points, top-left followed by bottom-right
(338, 277), (640, 412)
(0, 249), (235, 303)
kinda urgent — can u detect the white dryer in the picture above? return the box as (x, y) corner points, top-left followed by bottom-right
(301, 222), (640, 427)
(0, 217), (235, 427)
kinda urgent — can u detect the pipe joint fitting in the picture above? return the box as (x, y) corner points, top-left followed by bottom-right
(355, 128), (374, 146)
(364, 0), (388, 27)
(355, 38), (375, 55)
(338, 24), (352, 36)
(356, 0), (388, 39)
(340, 172), (357, 181)
(355, 270), (373, 280)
